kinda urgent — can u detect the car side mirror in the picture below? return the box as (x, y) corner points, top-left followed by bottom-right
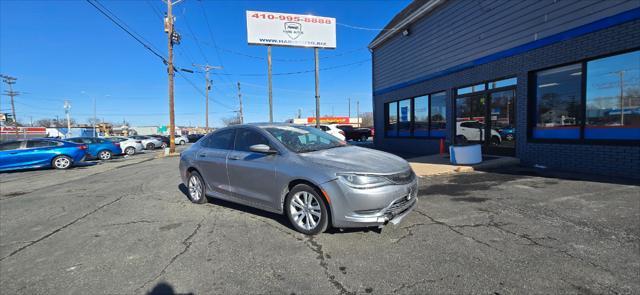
(249, 144), (276, 154)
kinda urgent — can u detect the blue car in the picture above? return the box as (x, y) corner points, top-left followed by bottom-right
(0, 138), (88, 172)
(67, 137), (122, 160)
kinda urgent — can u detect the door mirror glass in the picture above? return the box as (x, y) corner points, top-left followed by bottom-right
(249, 144), (275, 154)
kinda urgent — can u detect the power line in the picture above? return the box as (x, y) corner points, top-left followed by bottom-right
(337, 22), (400, 31)
(211, 59), (371, 77)
(86, 0), (167, 63)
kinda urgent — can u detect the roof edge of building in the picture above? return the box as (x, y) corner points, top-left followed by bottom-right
(368, 0), (445, 50)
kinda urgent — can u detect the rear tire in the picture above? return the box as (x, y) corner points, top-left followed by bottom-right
(52, 155), (72, 169)
(285, 184), (329, 235)
(179, 140), (185, 145)
(360, 135), (367, 142)
(125, 147), (135, 156)
(161, 142), (167, 149)
(187, 171), (207, 204)
(98, 150), (112, 160)
(146, 143), (155, 150)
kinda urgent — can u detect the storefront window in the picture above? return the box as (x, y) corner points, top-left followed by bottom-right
(585, 50), (640, 140)
(414, 96), (429, 137)
(533, 63), (582, 139)
(386, 102), (398, 137)
(398, 99), (412, 136)
(457, 83), (486, 95)
(430, 92), (447, 137)
(489, 77), (517, 89)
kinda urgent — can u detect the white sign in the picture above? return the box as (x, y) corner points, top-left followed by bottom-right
(246, 11), (336, 49)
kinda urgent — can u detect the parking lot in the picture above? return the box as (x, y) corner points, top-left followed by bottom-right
(0, 144), (638, 294)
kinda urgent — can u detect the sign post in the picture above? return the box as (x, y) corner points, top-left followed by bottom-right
(246, 11), (336, 125)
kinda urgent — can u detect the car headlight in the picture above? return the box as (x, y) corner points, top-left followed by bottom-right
(337, 173), (391, 189)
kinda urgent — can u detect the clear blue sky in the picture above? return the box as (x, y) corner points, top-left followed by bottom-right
(0, 0), (409, 127)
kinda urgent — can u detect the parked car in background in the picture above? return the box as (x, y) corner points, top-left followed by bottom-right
(0, 138), (88, 171)
(174, 134), (189, 145)
(67, 137), (122, 160)
(130, 135), (164, 150)
(336, 125), (372, 141)
(455, 121), (502, 145)
(317, 124), (346, 140)
(105, 137), (144, 155)
(497, 126), (515, 141)
(187, 134), (205, 142)
(179, 124), (417, 235)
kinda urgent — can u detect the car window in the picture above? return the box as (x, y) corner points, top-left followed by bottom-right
(263, 125), (346, 153)
(319, 126), (328, 131)
(94, 138), (106, 143)
(26, 140), (60, 148)
(234, 128), (270, 152)
(0, 141), (22, 151)
(67, 138), (82, 143)
(460, 122), (473, 128)
(202, 129), (235, 150)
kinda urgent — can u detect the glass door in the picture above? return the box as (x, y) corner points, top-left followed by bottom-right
(455, 94), (487, 145)
(486, 89), (516, 155)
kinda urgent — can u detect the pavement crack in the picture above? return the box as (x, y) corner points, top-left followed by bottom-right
(104, 219), (157, 227)
(393, 222), (434, 244)
(136, 217), (205, 292)
(0, 195), (125, 262)
(413, 209), (503, 252)
(305, 236), (354, 295)
(392, 278), (438, 293)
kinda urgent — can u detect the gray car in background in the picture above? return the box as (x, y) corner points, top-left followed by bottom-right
(179, 123), (417, 235)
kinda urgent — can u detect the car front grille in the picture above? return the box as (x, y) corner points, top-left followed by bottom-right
(385, 169), (415, 184)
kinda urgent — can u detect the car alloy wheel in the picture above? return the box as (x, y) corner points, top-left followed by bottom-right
(187, 171), (207, 204)
(147, 143), (155, 150)
(52, 155), (72, 169)
(360, 135), (367, 141)
(125, 147), (135, 155)
(99, 150), (112, 160)
(289, 191), (322, 231)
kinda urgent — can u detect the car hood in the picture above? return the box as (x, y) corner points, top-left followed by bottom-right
(297, 146), (409, 174)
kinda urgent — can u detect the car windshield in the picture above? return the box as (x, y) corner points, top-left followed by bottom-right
(262, 125), (346, 153)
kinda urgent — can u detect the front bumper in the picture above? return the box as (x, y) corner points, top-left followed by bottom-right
(320, 177), (419, 228)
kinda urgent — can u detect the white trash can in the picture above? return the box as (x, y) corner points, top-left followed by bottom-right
(450, 144), (482, 165)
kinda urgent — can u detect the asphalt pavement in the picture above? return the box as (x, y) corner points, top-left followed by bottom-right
(0, 145), (638, 294)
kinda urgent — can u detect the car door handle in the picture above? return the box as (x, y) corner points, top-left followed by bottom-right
(198, 153), (206, 158)
(229, 155), (241, 160)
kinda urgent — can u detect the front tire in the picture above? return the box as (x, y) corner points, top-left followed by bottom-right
(146, 143), (156, 150)
(285, 184), (329, 235)
(179, 140), (186, 145)
(161, 142), (167, 149)
(52, 155), (72, 169)
(125, 147), (136, 156)
(98, 150), (112, 160)
(360, 135), (367, 142)
(187, 171), (207, 204)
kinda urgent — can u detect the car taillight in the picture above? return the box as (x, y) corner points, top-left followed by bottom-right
(115, 143), (120, 147)
(79, 145), (88, 150)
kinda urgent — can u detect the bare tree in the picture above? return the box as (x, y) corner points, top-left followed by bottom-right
(221, 115), (242, 127)
(360, 112), (373, 128)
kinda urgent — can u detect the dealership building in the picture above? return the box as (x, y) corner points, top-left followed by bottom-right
(370, 0), (639, 178)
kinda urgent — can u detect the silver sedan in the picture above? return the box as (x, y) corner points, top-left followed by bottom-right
(179, 123), (417, 235)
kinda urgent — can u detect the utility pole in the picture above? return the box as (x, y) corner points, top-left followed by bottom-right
(356, 100), (360, 127)
(1, 75), (19, 135)
(64, 100), (72, 138)
(314, 47), (320, 128)
(164, 0), (183, 154)
(192, 64), (222, 130)
(237, 82), (244, 124)
(267, 46), (273, 123)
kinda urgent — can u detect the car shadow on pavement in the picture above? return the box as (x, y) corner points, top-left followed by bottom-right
(147, 281), (193, 295)
(480, 165), (640, 186)
(177, 184), (381, 235)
